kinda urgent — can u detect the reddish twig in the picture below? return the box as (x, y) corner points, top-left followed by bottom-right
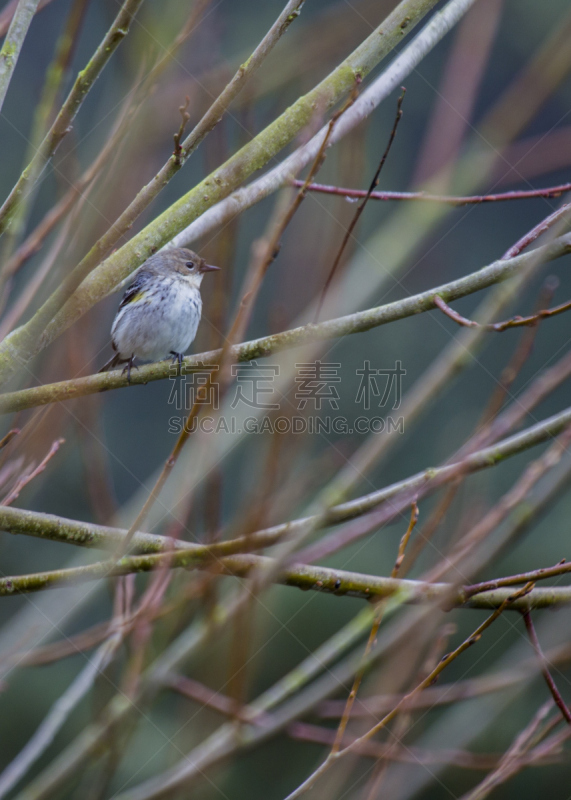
(522, 611), (571, 725)
(314, 87), (406, 321)
(16, 621), (113, 666)
(490, 298), (571, 330)
(1, 438), (64, 506)
(480, 276), (559, 424)
(503, 202), (571, 259)
(433, 294), (479, 327)
(464, 559), (571, 598)
(163, 673), (270, 724)
(288, 721), (521, 770)
(292, 180), (571, 206)
(433, 294), (571, 332)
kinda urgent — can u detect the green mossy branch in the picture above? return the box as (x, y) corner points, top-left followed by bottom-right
(0, 0), (41, 113)
(0, 548), (569, 611)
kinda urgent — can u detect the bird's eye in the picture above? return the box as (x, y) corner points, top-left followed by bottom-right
(186, 261), (195, 270)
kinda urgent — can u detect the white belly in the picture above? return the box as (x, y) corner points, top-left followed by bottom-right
(111, 278), (202, 362)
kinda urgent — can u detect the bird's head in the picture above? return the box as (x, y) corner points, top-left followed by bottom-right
(155, 248), (220, 287)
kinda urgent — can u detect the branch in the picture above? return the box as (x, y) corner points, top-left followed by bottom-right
(287, 721), (560, 770)
(465, 561), (571, 598)
(1, 437), (64, 505)
(0, 0), (52, 37)
(522, 611), (571, 725)
(0, 547), (569, 611)
(291, 179), (571, 205)
(320, 201), (571, 504)
(2, 231), (570, 415)
(434, 293), (571, 331)
(0, 0), (41, 114)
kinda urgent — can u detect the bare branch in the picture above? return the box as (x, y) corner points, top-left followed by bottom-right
(0, 0), (41, 114)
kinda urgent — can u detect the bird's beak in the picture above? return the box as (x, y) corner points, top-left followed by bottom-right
(199, 263), (220, 273)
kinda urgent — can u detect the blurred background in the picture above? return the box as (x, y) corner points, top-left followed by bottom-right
(1, 0), (571, 797)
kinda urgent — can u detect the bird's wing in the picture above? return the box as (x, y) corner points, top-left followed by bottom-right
(118, 269), (154, 310)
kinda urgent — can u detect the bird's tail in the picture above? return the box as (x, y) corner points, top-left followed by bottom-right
(98, 353), (123, 373)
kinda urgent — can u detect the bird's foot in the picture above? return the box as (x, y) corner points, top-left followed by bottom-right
(170, 352), (184, 376)
(121, 355), (138, 384)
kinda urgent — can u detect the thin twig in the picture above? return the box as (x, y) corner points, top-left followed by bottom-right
(292, 180), (571, 205)
(479, 276), (559, 424)
(522, 611), (571, 725)
(288, 721), (562, 770)
(315, 88), (405, 321)
(1, 438), (64, 506)
(225, 76), (361, 350)
(459, 700), (559, 800)
(465, 560), (571, 598)
(434, 293), (571, 331)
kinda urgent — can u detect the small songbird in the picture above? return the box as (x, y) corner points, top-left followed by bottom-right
(100, 248), (219, 379)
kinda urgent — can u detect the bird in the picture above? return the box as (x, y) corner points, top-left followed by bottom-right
(99, 247), (219, 380)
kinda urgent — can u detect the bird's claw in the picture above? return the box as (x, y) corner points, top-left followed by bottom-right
(170, 352), (184, 376)
(121, 355), (138, 384)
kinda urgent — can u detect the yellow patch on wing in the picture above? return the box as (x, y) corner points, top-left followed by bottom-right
(127, 291), (147, 304)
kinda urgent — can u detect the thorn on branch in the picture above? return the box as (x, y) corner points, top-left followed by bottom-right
(173, 96), (191, 166)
